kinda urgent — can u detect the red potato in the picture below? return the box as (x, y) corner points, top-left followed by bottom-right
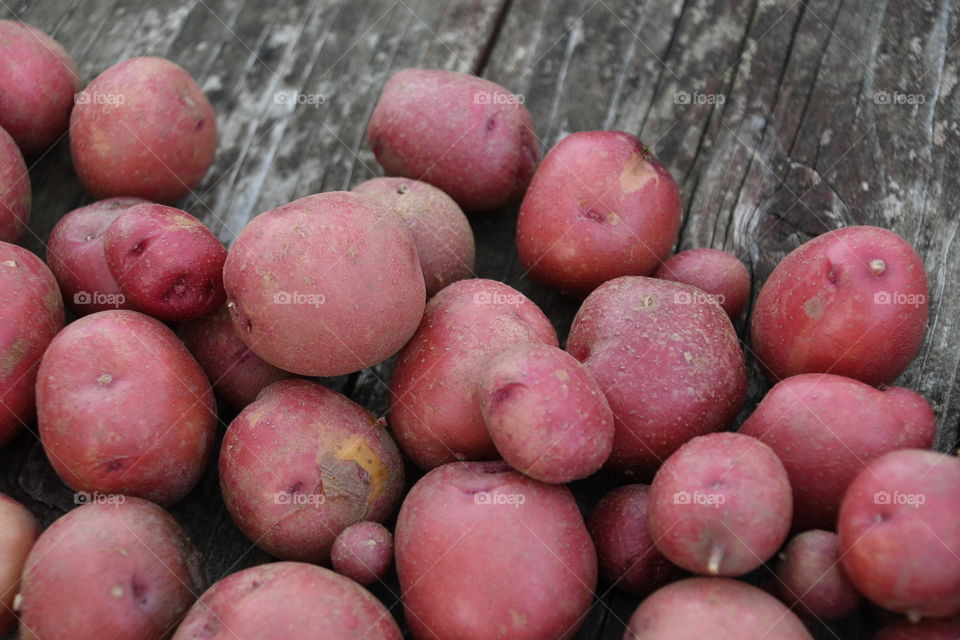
(566, 276), (746, 475)
(353, 177), (475, 297)
(838, 449), (960, 619)
(171, 562), (401, 640)
(517, 130), (681, 295)
(104, 203), (227, 321)
(0, 125), (30, 243)
(875, 617), (960, 639)
(775, 530), (860, 620)
(654, 248), (750, 319)
(70, 56), (216, 203)
(390, 278), (558, 469)
(223, 191), (425, 377)
(0, 493), (40, 635)
(648, 432), (792, 577)
(479, 343), (614, 483)
(18, 498), (202, 640)
(0, 242), (64, 449)
(36, 310), (216, 506)
(179, 306), (292, 409)
(623, 578), (813, 640)
(751, 225), (928, 385)
(587, 484), (678, 596)
(396, 461), (596, 640)
(220, 379), (404, 564)
(739, 373), (935, 529)
(0, 20), (80, 155)
(331, 521), (393, 586)
(367, 68), (539, 212)
(46, 197), (146, 315)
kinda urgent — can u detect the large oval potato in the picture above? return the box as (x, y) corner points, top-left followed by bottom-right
(0, 125), (30, 243)
(0, 493), (40, 635)
(396, 461), (596, 640)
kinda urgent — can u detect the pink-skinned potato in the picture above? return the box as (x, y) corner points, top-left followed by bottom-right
(330, 521), (393, 586)
(875, 617), (960, 639)
(0, 20), (80, 155)
(566, 276), (746, 476)
(390, 278), (558, 469)
(18, 498), (203, 640)
(775, 530), (860, 620)
(171, 562), (402, 640)
(219, 379), (404, 564)
(648, 432), (792, 577)
(179, 306), (292, 409)
(739, 373), (935, 529)
(367, 68), (539, 212)
(838, 449), (960, 619)
(0, 125), (30, 243)
(104, 203), (227, 322)
(70, 56), (216, 203)
(587, 484), (678, 596)
(0, 493), (40, 635)
(479, 343), (614, 483)
(36, 310), (216, 506)
(0, 242), (64, 449)
(654, 248), (750, 319)
(46, 197), (146, 315)
(517, 130), (681, 295)
(623, 578), (813, 640)
(396, 461), (596, 640)
(751, 225), (928, 385)
(223, 191), (425, 377)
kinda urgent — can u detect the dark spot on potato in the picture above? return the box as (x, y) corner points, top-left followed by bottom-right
(104, 459), (124, 472)
(485, 115), (498, 131)
(287, 480), (304, 494)
(199, 619), (221, 637)
(249, 580), (261, 590)
(492, 382), (526, 406)
(579, 205), (606, 223)
(195, 118), (205, 131)
(131, 577), (148, 606)
(130, 239), (149, 256)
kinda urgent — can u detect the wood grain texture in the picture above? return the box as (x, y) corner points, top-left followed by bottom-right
(1, 1), (957, 638)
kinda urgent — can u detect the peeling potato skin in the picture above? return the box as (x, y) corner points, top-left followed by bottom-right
(69, 56), (217, 204)
(0, 493), (40, 635)
(172, 562), (402, 640)
(223, 191), (426, 377)
(0, 20), (80, 156)
(104, 203), (227, 322)
(750, 225), (928, 385)
(0, 126), (30, 244)
(395, 461), (596, 640)
(367, 68), (539, 212)
(389, 279), (558, 470)
(0, 242), (64, 449)
(517, 130), (681, 296)
(18, 498), (204, 640)
(36, 310), (216, 506)
(567, 276), (746, 475)
(219, 379), (405, 564)
(654, 248), (750, 320)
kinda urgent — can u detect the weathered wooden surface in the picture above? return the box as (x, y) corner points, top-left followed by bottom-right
(1, 0), (957, 638)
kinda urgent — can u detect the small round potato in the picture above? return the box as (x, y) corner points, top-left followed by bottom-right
(775, 530), (860, 619)
(331, 521), (393, 586)
(0, 125), (30, 243)
(0, 493), (40, 635)
(654, 248), (750, 319)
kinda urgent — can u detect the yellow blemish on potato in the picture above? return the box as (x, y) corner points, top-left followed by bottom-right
(619, 152), (659, 193)
(168, 214), (203, 231)
(334, 436), (387, 505)
(2, 260), (18, 268)
(804, 295), (826, 318)
(0, 339), (28, 378)
(510, 610), (528, 627)
(98, 373), (113, 386)
(553, 369), (570, 383)
(110, 584), (124, 598)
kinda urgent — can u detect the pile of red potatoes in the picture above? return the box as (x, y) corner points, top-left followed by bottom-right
(0, 17), (957, 640)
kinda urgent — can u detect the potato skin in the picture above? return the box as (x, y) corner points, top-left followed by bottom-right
(390, 279), (558, 469)
(0, 125), (30, 243)
(587, 484), (678, 596)
(171, 562), (402, 640)
(367, 68), (539, 212)
(395, 461), (596, 640)
(219, 379), (404, 564)
(775, 530), (860, 619)
(0, 493), (40, 635)
(0, 20), (80, 155)
(46, 197), (145, 315)
(104, 203), (227, 321)
(875, 617), (960, 639)
(19, 498), (203, 640)
(353, 177), (475, 297)
(739, 373), (935, 529)
(751, 225), (928, 385)
(70, 57), (216, 203)
(36, 310), (216, 506)
(0, 243), (64, 449)
(838, 449), (960, 619)
(517, 131), (681, 295)
(566, 276), (746, 475)
(223, 191), (425, 377)
(648, 432), (792, 577)
(479, 343), (614, 483)
(330, 521), (393, 586)
(654, 248), (750, 319)
(623, 578), (813, 640)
